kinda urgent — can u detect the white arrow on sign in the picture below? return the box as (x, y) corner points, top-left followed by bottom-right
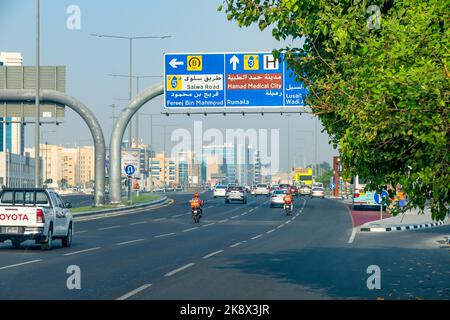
(169, 58), (184, 69)
(229, 55), (239, 71)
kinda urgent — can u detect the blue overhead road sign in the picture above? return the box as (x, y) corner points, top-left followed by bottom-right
(164, 52), (308, 109)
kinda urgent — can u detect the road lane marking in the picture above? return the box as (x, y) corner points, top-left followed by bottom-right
(172, 214), (184, 218)
(129, 221), (149, 225)
(98, 225), (120, 231)
(285, 220), (291, 224)
(203, 223), (216, 227)
(74, 230), (88, 234)
(266, 229), (276, 234)
(154, 233), (175, 238)
(348, 228), (357, 244)
(277, 225), (285, 229)
(230, 242), (242, 248)
(164, 263), (195, 277)
(116, 284), (152, 300)
(182, 227), (198, 232)
(241, 212), (248, 216)
(231, 215), (239, 219)
(116, 239), (145, 246)
(154, 218), (166, 222)
(251, 234), (263, 240)
(63, 247), (101, 256)
(219, 219), (229, 223)
(0, 259), (42, 271)
(203, 250), (224, 259)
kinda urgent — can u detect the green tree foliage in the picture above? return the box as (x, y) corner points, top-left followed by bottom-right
(220, 0), (449, 220)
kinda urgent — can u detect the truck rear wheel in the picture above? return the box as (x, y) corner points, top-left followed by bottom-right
(62, 224), (73, 248)
(41, 228), (53, 250)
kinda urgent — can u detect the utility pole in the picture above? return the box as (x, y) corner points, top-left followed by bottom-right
(35, 0), (41, 187)
(108, 74), (162, 146)
(91, 33), (171, 146)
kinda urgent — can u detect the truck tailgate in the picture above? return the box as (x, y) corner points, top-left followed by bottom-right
(0, 207), (38, 226)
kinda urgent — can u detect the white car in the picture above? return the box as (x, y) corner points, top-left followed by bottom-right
(270, 189), (287, 208)
(0, 188), (74, 250)
(310, 187), (325, 199)
(254, 183), (270, 196)
(213, 185), (227, 198)
(299, 186), (312, 196)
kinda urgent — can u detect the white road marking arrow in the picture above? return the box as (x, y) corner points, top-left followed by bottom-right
(230, 55), (239, 70)
(169, 58), (184, 69)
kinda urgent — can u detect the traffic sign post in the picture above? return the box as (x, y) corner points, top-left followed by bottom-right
(164, 52), (308, 112)
(124, 165), (136, 204)
(374, 190), (389, 221)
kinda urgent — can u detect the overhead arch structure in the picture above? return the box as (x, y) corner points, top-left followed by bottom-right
(0, 89), (106, 206)
(109, 83), (164, 204)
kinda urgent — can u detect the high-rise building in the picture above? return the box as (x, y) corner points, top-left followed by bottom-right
(224, 143), (236, 184)
(0, 52), (24, 155)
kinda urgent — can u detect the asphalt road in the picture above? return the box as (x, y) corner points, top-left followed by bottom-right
(0, 192), (448, 300)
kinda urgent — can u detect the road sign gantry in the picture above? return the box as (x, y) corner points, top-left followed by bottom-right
(164, 52), (308, 112)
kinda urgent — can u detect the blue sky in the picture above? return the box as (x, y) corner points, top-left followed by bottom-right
(1, 0), (338, 170)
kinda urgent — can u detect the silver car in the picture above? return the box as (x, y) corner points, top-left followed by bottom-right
(310, 187), (325, 199)
(270, 189), (287, 208)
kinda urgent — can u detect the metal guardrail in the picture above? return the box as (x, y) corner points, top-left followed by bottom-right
(72, 196), (168, 217)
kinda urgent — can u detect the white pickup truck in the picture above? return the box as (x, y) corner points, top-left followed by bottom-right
(0, 188), (74, 250)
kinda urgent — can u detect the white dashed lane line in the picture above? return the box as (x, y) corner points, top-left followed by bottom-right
(251, 234), (263, 240)
(154, 233), (176, 238)
(98, 225), (120, 231)
(129, 221), (149, 226)
(218, 219), (229, 223)
(230, 242), (242, 248)
(74, 230), (88, 234)
(266, 229), (276, 234)
(153, 218), (166, 222)
(182, 227), (198, 232)
(115, 239), (145, 246)
(0, 259), (43, 271)
(164, 263), (195, 277)
(116, 284), (152, 300)
(203, 250), (224, 259)
(230, 215), (239, 219)
(203, 223), (216, 227)
(277, 224), (285, 229)
(63, 247), (101, 256)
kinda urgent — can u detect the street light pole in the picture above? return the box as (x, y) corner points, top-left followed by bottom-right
(91, 33), (171, 147)
(109, 74), (162, 147)
(35, 0), (41, 187)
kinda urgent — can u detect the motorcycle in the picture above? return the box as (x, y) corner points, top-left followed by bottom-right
(284, 203), (293, 216)
(192, 206), (202, 223)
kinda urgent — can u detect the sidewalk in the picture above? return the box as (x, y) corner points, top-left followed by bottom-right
(360, 207), (448, 232)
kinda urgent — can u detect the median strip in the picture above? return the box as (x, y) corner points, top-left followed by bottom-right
(164, 263), (195, 277)
(0, 259), (42, 271)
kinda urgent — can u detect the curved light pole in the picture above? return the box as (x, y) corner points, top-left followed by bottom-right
(0, 89), (106, 206)
(109, 83), (164, 204)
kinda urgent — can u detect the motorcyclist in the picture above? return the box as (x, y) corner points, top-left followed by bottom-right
(190, 192), (204, 217)
(283, 190), (294, 212)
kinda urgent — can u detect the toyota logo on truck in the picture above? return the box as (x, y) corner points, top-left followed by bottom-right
(0, 213), (29, 221)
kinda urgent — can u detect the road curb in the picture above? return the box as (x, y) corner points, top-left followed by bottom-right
(360, 219), (447, 232)
(73, 196), (169, 218)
